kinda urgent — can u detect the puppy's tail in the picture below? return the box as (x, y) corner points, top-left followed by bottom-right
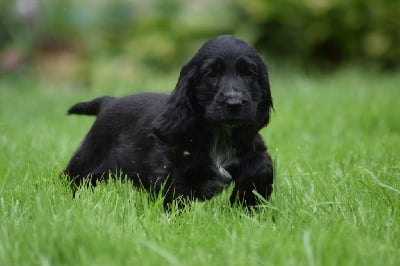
(67, 96), (114, 116)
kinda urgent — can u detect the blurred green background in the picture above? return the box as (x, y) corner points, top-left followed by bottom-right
(1, 0), (399, 88)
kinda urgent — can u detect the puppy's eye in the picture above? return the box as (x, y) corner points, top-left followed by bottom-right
(205, 69), (218, 78)
(237, 58), (258, 77)
(204, 61), (223, 79)
(247, 67), (258, 76)
(205, 66), (220, 78)
(239, 65), (258, 77)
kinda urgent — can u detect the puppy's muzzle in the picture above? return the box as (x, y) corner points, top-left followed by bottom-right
(215, 91), (253, 124)
(222, 91), (247, 112)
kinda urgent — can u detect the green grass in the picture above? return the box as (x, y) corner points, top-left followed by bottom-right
(0, 68), (399, 266)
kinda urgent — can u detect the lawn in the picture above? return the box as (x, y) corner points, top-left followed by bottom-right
(0, 67), (399, 266)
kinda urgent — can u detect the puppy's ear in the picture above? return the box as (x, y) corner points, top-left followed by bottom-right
(255, 62), (273, 130)
(153, 62), (196, 144)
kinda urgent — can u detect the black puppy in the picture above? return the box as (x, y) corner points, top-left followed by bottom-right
(63, 35), (274, 208)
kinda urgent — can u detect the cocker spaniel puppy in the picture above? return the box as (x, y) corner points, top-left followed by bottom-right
(63, 35), (274, 208)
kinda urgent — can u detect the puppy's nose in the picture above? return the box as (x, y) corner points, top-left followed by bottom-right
(222, 91), (244, 112)
(226, 98), (243, 112)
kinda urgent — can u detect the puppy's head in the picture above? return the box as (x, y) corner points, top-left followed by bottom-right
(153, 35), (273, 143)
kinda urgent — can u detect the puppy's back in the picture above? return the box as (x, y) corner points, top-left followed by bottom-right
(68, 93), (168, 116)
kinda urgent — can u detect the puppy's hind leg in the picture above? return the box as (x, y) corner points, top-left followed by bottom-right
(62, 158), (115, 197)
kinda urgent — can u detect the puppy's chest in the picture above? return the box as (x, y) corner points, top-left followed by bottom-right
(179, 140), (238, 178)
(195, 137), (239, 199)
(210, 142), (239, 181)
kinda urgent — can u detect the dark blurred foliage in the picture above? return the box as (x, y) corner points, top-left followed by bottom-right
(0, 0), (399, 84)
(236, 0), (400, 69)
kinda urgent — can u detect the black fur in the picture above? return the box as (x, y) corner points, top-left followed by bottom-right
(63, 35), (274, 208)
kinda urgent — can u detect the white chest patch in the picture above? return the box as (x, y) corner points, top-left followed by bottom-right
(210, 142), (238, 181)
(198, 134), (239, 199)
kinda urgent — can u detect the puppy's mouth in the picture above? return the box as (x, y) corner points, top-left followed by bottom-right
(208, 112), (254, 127)
(210, 116), (253, 128)
(206, 103), (256, 127)
(219, 118), (249, 127)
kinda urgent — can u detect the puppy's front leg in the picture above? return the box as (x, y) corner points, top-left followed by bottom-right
(230, 150), (273, 207)
(162, 182), (195, 210)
